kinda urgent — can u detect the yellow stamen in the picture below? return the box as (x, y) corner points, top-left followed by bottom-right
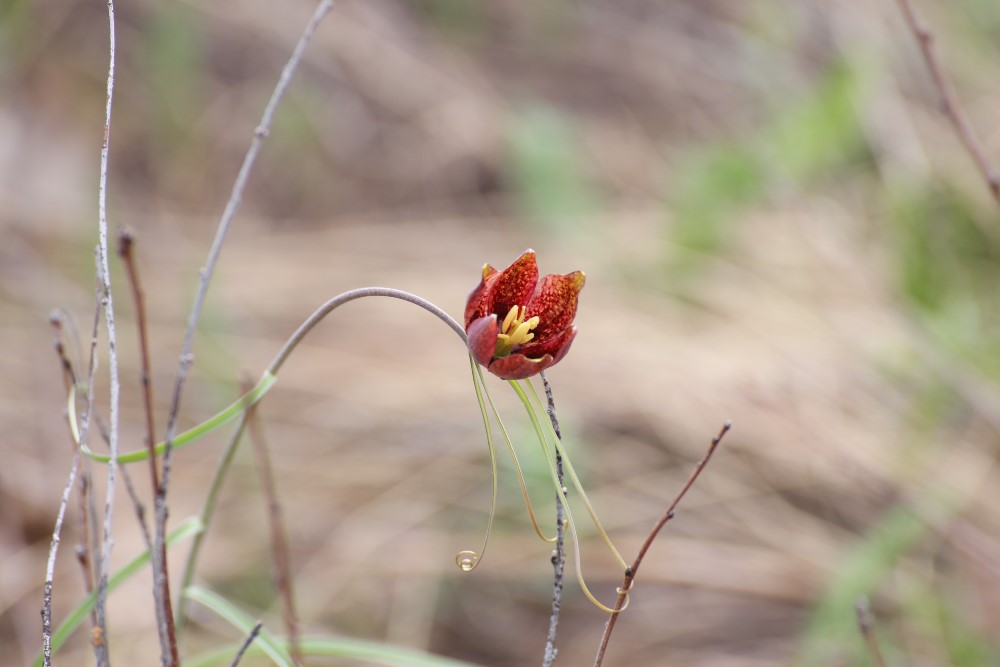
(494, 307), (540, 357)
(501, 305), (519, 335)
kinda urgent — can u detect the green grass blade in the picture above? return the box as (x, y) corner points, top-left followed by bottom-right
(33, 516), (204, 667)
(183, 585), (293, 667)
(185, 635), (483, 667)
(78, 371), (277, 464)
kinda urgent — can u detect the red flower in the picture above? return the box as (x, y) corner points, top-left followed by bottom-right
(465, 249), (585, 380)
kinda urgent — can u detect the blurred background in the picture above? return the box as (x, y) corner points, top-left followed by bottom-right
(3, 0), (1000, 665)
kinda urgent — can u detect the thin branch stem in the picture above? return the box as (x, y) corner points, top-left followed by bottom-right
(245, 378), (302, 666)
(91, 0), (122, 660)
(592, 421), (731, 667)
(42, 452), (82, 667)
(855, 596), (887, 667)
(43, 282), (106, 666)
(895, 0), (1000, 210)
(161, 0), (335, 492)
(117, 227), (179, 666)
(162, 0), (333, 653)
(540, 371), (565, 667)
(230, 621), (263, 667)
(52, 312), (99, 631)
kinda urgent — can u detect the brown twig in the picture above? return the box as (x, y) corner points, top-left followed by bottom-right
(855, 596), (888, 667)
(592, 421), (731, 667)
(895, 0), (1000, 210)
(230, 621), (264, 667)
(244, 378), (302, 666)
(117, 227), (179, 666)
(540, 371), (566, 667)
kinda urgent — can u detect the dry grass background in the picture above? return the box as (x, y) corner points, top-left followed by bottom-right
(2, 0), (1000, 665)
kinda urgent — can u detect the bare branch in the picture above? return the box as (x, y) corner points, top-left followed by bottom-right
(91, 0), (122, 661)
(160, 4), (334, 650)
(245, 378), (302, 666)
(42, 453), (82, 667)
(117, 227), (179, 666)
(161, 0), (336, 491)
(51, 311), (98, 626)
(592, 421), (731, 667)
(895, 0), (1000, 210)
(855, 596), (887, 667)
(230, 621), (264, 667)
(540, 371), (566, 667)
(43, 281), (106, 666)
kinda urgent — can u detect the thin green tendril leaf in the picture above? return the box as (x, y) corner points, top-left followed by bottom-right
(457, 354), (500, 572)
(32, 516), (204, 667)
(507, 378), (629, 614)
(75, 372), (278, 464)
(474, 362), (555, 543)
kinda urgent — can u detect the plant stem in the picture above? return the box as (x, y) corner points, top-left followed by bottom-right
(540, 371), (565, 667)
(592, 421), (731, 667)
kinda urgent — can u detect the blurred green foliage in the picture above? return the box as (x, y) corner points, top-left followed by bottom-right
(146, 3), (205, 150)
(505, 104), (600, 234)
(908, 583), (1000, 667)
(796, 502), (949, 666)
(889, 184), (1000, 379)
(0, 0), (32, 76)
(666, 60), (868, 276)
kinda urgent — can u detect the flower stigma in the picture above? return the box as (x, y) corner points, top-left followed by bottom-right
(494, 305), (539, 358)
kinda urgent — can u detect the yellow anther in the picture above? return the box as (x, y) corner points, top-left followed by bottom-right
(501, 305), (520, 334)
(509, 321), (535, 347)
(494, 307), (540, 357)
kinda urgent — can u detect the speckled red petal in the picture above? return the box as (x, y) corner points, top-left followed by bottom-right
(465, 264), (500, 328)
(487, 352), (554, 380)
(525, 271), (584, 339)
(486, 250), (538, 317)
(466, 315), (499, 367)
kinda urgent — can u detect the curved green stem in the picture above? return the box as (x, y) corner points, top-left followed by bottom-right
(73, 288), (466, 465)
(168, 288), (467, 633)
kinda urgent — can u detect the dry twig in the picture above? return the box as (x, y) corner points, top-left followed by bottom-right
(245, 379), (302, 666)
(895, 0), (1000, 210)
(42, 284), (106, 665)
(592, 421), (731, 667)
(159, 0), (334, 643)
(540, 371), (566, 667)
(230, 621), (264, 667)
(51, 312), (98, 625)
(117, 228), (180, 665)
(91, 0), (122, 661)
(855, 596), (888, 667)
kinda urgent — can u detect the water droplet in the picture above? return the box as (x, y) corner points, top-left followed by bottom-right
(454, 550), (480, 572)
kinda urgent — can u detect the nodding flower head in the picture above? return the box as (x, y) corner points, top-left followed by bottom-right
(464, 249), (584, 380)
